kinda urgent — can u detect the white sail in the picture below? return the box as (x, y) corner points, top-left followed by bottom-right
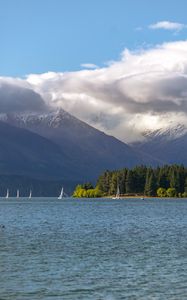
(116, 184), (120, 198)
(5, 189), (9, 199)
(58, 187), (64, 199)
(17, 189), (19, 198)
(112, 184), (120, 199)
(29, 190), (32, 199)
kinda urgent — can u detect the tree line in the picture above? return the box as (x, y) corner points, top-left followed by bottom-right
(96, 165), (187, 197)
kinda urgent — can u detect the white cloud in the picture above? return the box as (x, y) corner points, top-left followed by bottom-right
(149, 21), (186, 31)
(26, 40), (187, 142)
(81, 63), (98, 69)
(1, 40), (187, 142)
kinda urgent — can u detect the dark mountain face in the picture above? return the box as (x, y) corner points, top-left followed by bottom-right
(0, 121), (82, 180)
(0, 110), (159, 181)
(0, 174), (77, 197)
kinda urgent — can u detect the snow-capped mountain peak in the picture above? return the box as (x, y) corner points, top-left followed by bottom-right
(142, 124), (187, 142)
(0, 108), (84, 130)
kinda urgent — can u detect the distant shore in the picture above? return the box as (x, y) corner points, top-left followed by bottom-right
(104, 196), (186, 199)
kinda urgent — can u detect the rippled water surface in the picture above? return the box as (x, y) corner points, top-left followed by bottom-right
(0, 198), (187, 299)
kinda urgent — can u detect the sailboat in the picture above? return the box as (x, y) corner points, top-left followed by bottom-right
(58, 187), (64, 199)
(5, 189), (9, 199)
(17, 189), (19, 198)
(29, 190), (32, 199)
(112, 184), (120, 199)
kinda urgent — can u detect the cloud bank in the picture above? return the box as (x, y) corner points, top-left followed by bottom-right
(1, 40), (187, 142)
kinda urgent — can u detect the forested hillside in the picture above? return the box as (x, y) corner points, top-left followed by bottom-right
(96, 165), (187, 197)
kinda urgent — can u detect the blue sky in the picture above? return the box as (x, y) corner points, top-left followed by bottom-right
(1, 0), (187, 76)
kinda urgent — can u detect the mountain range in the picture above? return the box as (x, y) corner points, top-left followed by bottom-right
(0, 109), (186, 191)
(0, 110), (158, 183)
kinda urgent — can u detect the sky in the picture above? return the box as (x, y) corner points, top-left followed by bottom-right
(1, 0), (187, 76)
(1, 0), (187, 142)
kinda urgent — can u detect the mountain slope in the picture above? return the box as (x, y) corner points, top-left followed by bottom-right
(0, 121), (82, 180)
(132, 125), (187, 165)
(0, 110), (160, 180)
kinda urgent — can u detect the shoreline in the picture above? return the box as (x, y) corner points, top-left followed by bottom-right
(103, 196), (186, 199)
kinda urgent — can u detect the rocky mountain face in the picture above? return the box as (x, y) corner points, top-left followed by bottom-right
(0, 109), (159, 182)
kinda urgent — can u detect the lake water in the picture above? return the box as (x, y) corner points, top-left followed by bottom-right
(0, 198), (187, 300)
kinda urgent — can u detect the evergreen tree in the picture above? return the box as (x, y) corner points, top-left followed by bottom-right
(97, 164), (187, 198)
(110, 172), (118, 195)
(170, 167), (180, 192)
(133, 165), (147, 193)
(184, 177), (187, 193)
(125, 170), (135, 194)
(118, 169), (127, 194)
(97, 171), (111, 194)
(157, 167), (170, 189)
(144, 169), (157, 196)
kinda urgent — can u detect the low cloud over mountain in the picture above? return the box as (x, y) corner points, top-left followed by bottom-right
(1, 40), (187, 142)
(0, 79), (47, 113)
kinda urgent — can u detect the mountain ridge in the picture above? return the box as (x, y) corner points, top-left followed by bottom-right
(0, 109), (161, 182)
